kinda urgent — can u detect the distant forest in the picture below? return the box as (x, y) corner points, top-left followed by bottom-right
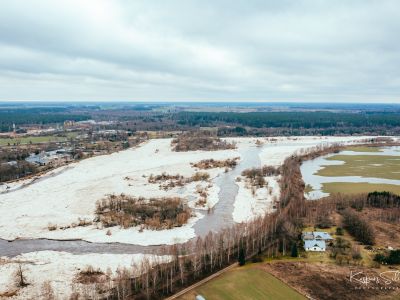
(2, 105), (400, 136)
(175, 111), (400, 135)
(176, 111), (400, 128)
(0, 108), (89, 132)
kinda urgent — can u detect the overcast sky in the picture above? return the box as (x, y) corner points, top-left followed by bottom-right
(0, 0), (399, 102)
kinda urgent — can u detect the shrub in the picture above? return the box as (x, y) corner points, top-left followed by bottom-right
(336, 227), (344, 236)
(374, 253), (387, 264)
(47, 223), (57, 231)
(76, 266), (105, 284)
(386, 250), (400, 264)
(351, 246), (362, 260)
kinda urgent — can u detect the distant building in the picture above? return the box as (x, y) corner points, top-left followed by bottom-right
(302, 231), (333, 252)
(64, 120), (76, 128)
(25, 149), (72, 166)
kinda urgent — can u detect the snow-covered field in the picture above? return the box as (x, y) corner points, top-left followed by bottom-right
(0, 136), (373, 246)
(232, 176), (280, 223)
(0, 251), (170, 299)
(0, 138), (242, 245)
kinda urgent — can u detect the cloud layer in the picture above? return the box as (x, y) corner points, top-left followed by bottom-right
(0, 0), (399, 102)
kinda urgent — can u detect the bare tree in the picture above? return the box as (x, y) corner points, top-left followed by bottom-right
(15, 263), (29, 287)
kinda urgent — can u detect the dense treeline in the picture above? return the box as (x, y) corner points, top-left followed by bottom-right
(0, 110), (89, 132)
(176, 111), (400, 129)
(0, 148), (32, 162)
(367, 191), (400, 208)
(173, 111), (400, 136)
(0, 161), (38, 182)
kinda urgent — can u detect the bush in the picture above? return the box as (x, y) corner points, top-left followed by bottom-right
(374, 253), (387, 264)
(376, 250), (400, 265)
(336, 227), (344, 235)
(351, 246), (362, 260)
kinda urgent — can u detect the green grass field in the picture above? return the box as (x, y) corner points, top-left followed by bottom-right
(344, 145), (382, 152)
(0, 133), (77, 146)
(322, 182), (400, 195)
(317, 154), (400, 180)
(179, 267), (305, 300)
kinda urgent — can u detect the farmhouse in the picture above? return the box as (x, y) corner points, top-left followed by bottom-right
(302, 231), (333, 252)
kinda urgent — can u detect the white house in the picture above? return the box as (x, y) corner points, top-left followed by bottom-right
(302, 231), (333, 252)
(304, 240), (326, 252)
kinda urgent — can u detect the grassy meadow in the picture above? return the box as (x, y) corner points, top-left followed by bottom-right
(178, 266), (305, 300)
(0, 133), (77, 146)
(322, 182), (400, 195)
(317, 154), (400, 180)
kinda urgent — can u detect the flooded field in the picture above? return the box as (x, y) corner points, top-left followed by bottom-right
(301, 146), (400, 199)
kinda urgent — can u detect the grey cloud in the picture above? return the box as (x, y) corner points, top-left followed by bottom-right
(0, 0), (399, 102)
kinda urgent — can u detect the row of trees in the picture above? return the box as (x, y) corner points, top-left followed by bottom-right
(341, 209), (375, 245)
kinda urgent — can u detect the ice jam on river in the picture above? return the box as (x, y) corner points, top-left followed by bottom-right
(0, 136), (372, 247)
